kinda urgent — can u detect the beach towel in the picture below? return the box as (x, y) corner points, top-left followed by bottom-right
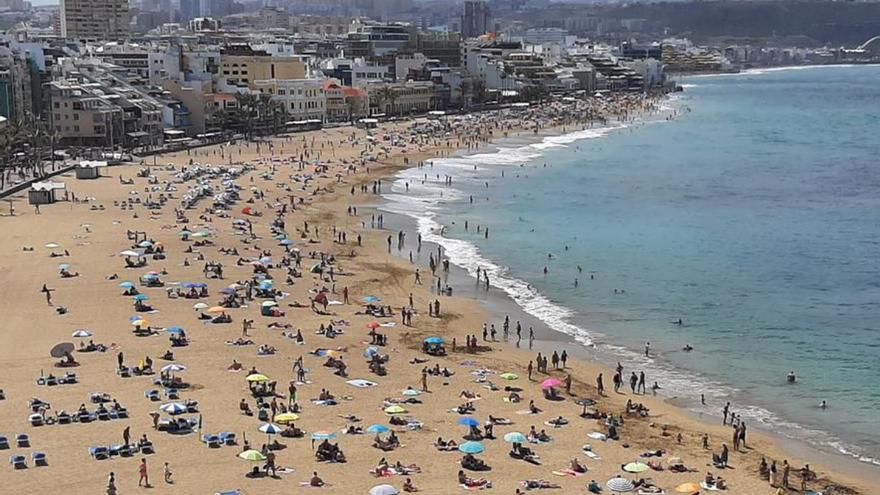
(551, 469), (585, 477)
(583, 451), (601, 460)
(460, 483), (490, 491)
(298, 482), (330, 488)
(346, 379), (377, 388)
(586, 432), (607, 441)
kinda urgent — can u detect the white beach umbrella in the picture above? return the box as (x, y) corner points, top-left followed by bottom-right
(161, 363), (187, 373)
(259, 423), (282, 435)
(160, 402), (187, 415)
(72, 330), (93, 338)
(369, 485), (399, 495)
(606, 476), (635, 493)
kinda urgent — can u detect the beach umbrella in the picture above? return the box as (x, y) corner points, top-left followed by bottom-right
(369, 485), (399, 495)
(193, 302), (208, 310)
(503, 432), (527, 444)
(219, 288), (236, 295)
(606, 477), (635, 493)
(246, 374), (269, 383)
(133, 294), (150, 301)
(238, 450), (265, 462)
(261, 301), (278, 307)
(72, 330), (93, 338)
(541, 377), (562, 389)
(45, 242), (61, 249)
(192, 231), (211, 238)
(500, 373), (519, 380)
(259, 256), (273, 265)
(57, 263), (70, 271)
(160, 402), (186, 415)
(259, 423), (282, 435)
(50, 342), (75, 358)
(366, 320), (381, 329)
(274, 413), (299, 424)
(675, 482), (700, 493)
(119, 250), (142, 257)
(362, 296), (381, 303)
(424, 336), (443, 345)
(401, 389), (421, 397)
(457, 417), (480, 427)
(384, 405), (407, 414)
(130, 319), (147, 327)
(272, 233), (286, 239)
(138, 240), (153, 248)
(161, 363), (186, 373)
(119, 281), (135, 289)
(311, 431), (336, 440)
(279, 239), (294, 246)
(206, 306), (226, 313)
(363, 346), (379, 358)
(366, 424), (389, 434)
(458, 441), (485, 454)
(623, 462), (649, 473)
(241, 207), (253, 215)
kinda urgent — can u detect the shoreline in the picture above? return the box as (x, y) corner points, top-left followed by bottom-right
(371, 115), (880, 490)
(0, 93), (876, 494)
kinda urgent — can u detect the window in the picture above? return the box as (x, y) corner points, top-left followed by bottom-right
(73, 114), (79, 121)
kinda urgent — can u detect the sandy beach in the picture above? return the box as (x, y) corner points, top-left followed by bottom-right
(0, 100), (875, 495)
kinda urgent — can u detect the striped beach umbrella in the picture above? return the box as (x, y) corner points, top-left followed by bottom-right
(606, 476), (635, 493)
(160, 402), (186, 415)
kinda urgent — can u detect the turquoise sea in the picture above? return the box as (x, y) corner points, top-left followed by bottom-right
(382, 65), (880, 467)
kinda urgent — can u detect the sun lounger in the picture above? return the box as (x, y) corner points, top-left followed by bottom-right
(28, 414), (44, 427)
(165, 388), (180, 399)
(219, 431), (237, 445)
(144, 389), (160, 401)
(89, 446), (109, 460)
(139, 441), (155, 454)
(9, 454), (26, 469)
(202, 434), (221, 448)
(31, 452), (47, 466)
(61, 372), (77, 384)
(97, 409), (111, 421)
(117, 367), (132, 378)
(15, 434), (29, 448)
(0, 436), (8, 449)
(110, 444), (134, 457)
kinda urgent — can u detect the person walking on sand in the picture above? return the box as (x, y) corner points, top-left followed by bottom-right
(527, 360), (533, 381)
(782, 460), (790, 489)
(421, 369), (428, 392)
(123, 426), (130, 447)
(638, 371), (646, 394)
(107, 472), (117, 495)
(722, 402), (730, 425)
(138, 458), (149, 487)
(41, 284), (54, 305)
(561, 350), (567, 368)
(163, 462), (173, 484)
(596, 373), (605, 396)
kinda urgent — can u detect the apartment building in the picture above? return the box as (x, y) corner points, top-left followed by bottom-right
(60, 0), (130, 42)
(253, 77), (325, 121)
(220, 45), (308, 90)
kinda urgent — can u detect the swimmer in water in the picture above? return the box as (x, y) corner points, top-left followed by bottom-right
(819, 400), (827, 409)
(683, 344), (693, 352)
(787, 370), (797, 383)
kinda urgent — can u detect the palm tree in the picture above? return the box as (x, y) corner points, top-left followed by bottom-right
(471, 80), (487, 106)
(377, 86), (397, 116)
(234, 92), (259, 140)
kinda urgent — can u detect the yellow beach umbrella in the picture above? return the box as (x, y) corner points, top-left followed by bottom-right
(384, 405), (407, 414)
(131, 319), (147, 326)
(238, 449), (266, 462)
(500, 373), (518, 380)
(274, 412), (299, 423)
(246, 373), (269, 382)
(206, 306), (226, 313)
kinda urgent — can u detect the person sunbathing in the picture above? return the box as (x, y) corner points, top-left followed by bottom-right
(461, 454), (488, 471)
(569, 458), (587, 473)
(523, 479), (560, 490)
(309, 472), (324, 487)
(548, 416), (569, 427)
(528, 400), (541, 414)
(458, 470), (489, 488)
(403, 477), (418, 492)
(435, 437), (458, 450)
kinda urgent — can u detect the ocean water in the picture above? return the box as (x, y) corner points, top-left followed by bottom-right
(382, 65), (880, 467)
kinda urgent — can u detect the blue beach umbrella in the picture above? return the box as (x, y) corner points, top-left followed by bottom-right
(129, 315), (143, 322)
(279, 239), (294, 246)
(273, 233), (287, 240)
(503, 432), (527, 444)
(259, 257), (273, 265)
(362, 296), (381, 303)
(133, 294), (150, 301)
(258, 280), (273, 289)
(366, 424), (389, 434)
(119, 281), (135, 289)
(219, 288), (236, 295)
(259, 423), (282, 435)
(424, 337), (444, 345)
(363, 346), (379, 358)
(311, 431), (336, 440)
(165, 326), (185, 334)
(458, 441), (485, 454)
(138, 240), (153, 248)
(457, 417), (479, 427)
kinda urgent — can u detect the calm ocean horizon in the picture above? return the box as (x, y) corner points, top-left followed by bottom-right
(382, 64), (880, 467)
